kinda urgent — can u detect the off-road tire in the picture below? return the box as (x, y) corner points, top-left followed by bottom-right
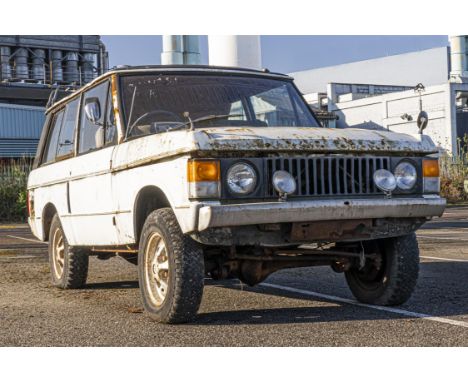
(138, 208), (204, 324)
(345, 233), (419, 306)
(48, 214), (89, 289)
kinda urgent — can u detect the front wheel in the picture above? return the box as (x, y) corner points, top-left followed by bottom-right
(344, 233), (419, 306)
(138, 208), (205, 324)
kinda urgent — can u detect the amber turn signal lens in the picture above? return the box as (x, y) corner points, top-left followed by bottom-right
(423, 159), (439, 177)
(187, 160), (220, 182)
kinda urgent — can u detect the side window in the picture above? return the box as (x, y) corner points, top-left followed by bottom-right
(105, 88), (117, 145)
(56, 98), (80, 158)
(43, 110), (64, 164)
(79, 81), (109, 154)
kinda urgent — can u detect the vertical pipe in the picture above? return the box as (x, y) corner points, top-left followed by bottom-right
(31, 49), (45, 81)
(161, 35), (184, 65)
(449, 35), (467, 79)
(208, 35), (261, 69)
(99, 42), (109, 73)
(183, 35), (201, 65)
(51, 50), (63, 83)
(64, 51), (79, 83)
(14, 47), (29, 80)
(0, 46), (12, 80)
(81, 53), (95, 83)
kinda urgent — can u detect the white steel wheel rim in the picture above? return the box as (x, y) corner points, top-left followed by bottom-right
(144, 232), (170, 307)
(52, 228), (65, 279)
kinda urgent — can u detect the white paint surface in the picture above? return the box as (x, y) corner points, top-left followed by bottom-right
(290, 47), (449, 95)
(328, 82), (468, 154)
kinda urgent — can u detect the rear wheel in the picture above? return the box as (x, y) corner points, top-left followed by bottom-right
(344, 233), (419, 306)
(138, 208), (204, 324)
(48, 214), (89, 289)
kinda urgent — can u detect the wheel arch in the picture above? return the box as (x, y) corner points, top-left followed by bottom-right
(133, 185), (171, 244)
(42, 202), (58, 241)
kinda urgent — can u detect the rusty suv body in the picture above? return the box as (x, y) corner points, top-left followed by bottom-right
(27, 65), (446, 323)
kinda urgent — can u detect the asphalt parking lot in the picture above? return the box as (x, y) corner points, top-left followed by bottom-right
(1, 207), (467, 346)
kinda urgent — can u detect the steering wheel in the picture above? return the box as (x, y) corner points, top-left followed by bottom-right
(129, 110), (183, 134)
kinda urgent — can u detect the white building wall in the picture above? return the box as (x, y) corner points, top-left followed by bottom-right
(290, 47), (449, 94)
(329, 83), (465, 154)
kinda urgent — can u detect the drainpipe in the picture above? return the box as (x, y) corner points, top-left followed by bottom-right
(208, 35), (261, 69)
(99, 41), (109, 73)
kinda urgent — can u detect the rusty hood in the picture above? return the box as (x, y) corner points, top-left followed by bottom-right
(193, 127), (438, 154)
(111, 126), (438, 171)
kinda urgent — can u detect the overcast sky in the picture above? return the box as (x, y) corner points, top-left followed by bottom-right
(101, 35), (448, 74)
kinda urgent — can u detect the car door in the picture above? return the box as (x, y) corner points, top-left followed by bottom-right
(32, 108), (73, 239)
(67, 80), (119, 246)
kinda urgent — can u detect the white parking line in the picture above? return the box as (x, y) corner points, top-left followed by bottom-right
(0, 255), (42, 260)
(418, 235), (468, 241)
(262, 282), (468, 329)
(420, 256), (468, 262)
(6, 235), (44, 244)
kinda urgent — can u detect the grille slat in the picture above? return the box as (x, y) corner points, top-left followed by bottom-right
(335, 158), (340, 195)
(358, 159), (362, 194)
(312, 159), (317, 195)
(266, 156), (390, 198)
(295, 159), (301, 195)
(343, 158), (348, 194)
(365, 158), (370, 194)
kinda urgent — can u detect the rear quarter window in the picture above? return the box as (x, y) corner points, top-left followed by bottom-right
(56, 98), (80, 158)
(43, 110), (65, 164)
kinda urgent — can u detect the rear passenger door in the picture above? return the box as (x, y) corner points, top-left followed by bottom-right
(67, 81), (119, 246)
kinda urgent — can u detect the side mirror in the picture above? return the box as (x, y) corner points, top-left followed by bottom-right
(84, 97), (101, 124)
(417, 111), (428, 135)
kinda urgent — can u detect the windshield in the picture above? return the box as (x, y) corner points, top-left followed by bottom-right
(120, 74), (320, 138)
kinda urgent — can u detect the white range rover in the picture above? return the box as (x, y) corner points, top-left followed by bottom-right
(28, 65), (446, 323)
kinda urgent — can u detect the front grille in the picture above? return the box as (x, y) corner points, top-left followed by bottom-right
(266, 156), (391, 197)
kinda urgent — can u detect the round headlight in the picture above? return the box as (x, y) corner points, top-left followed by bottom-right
(395, 161), (417, 190)
(226, 163), (257, 195)
(373, 169), (397, 192)
(272, 170), (296, 195)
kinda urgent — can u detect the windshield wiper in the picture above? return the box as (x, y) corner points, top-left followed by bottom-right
(167, 113), (246, 132)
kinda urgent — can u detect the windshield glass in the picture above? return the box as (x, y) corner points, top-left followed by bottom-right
(120, 74), (320, 138)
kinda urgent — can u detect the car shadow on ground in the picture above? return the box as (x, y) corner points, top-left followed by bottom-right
(78, 261), (468, 326)
(191, 280), (399, 325)
(190, 261), (468, 326)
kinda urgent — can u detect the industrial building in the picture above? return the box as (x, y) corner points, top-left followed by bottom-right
(291, 36), (468, 154)
(2, 34), (467, 159)
(290, 46), (450, 94)
(0, 35), (108, 159)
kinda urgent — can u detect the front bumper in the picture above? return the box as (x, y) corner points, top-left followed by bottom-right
(197, 196), (446, 231)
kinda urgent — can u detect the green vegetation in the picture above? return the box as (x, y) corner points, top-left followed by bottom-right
(440, 138), (468, 204)
(0, 159), (32, 222)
